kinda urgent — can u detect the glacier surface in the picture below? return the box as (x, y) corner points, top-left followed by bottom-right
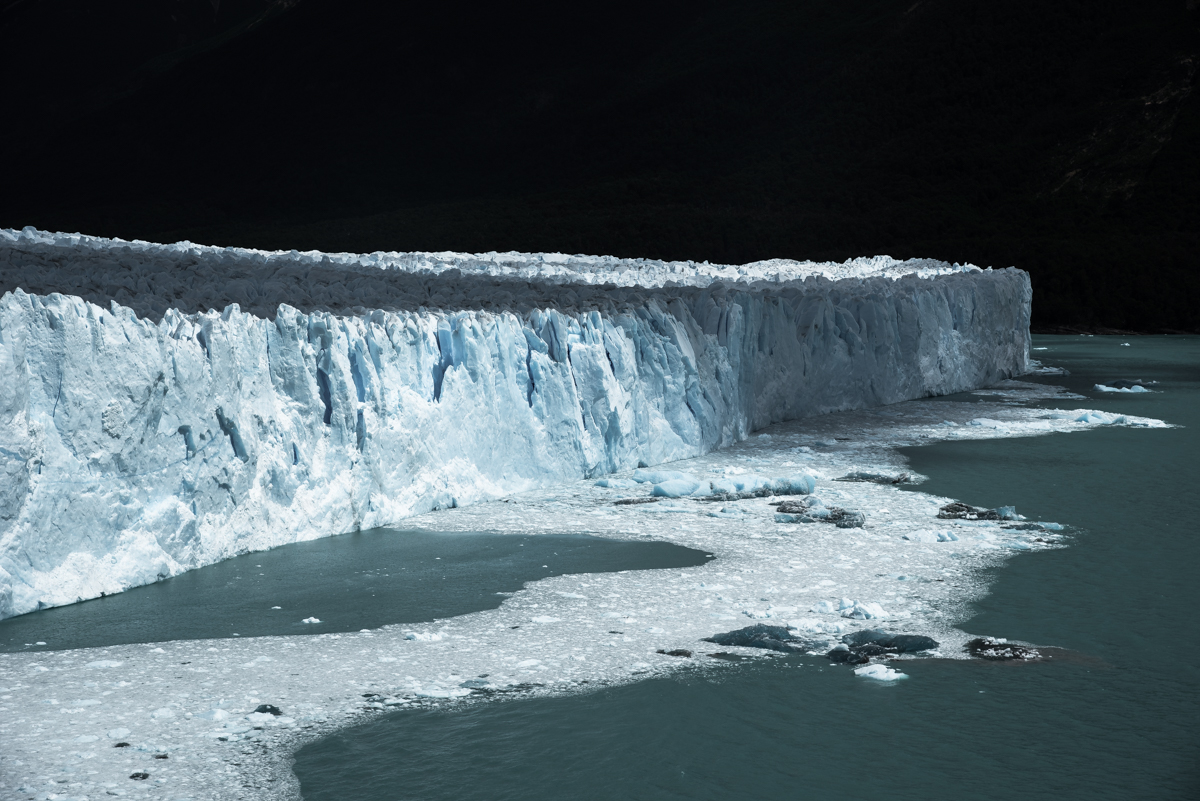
(0, 227), (1031, 618)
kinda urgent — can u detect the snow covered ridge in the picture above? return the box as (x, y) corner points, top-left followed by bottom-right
(0, 229), (1031, 619)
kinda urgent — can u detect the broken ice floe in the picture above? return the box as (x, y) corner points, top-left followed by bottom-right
(1094, 379), (1155, 393)
(853, 664), (909, 681)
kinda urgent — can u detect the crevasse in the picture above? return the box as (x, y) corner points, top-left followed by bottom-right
(0, 228), (1031, 618)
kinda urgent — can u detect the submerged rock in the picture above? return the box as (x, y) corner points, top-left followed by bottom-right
(703, 624), (808, 653)
(842, 629), (939, 653)
(773, 499), (866, 528)
(835, 471), (911, 485)
(826, 644), (871, 664)
(968, 637), (1043, 661)
(826, 629), (939, 664)
(937, 502), (1019, 521)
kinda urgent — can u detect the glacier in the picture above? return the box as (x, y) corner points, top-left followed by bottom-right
(0, 227), (1031, 619)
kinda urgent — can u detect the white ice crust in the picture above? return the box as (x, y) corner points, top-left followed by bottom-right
(0, 228), (1031, 618)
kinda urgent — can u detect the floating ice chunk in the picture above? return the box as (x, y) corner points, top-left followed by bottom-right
(1073, 411), (1127, 425)
(1001, 541), (1033, 550)
(905, 528), (961, 542)
(595, 478), (639, 489)
(85, 660), (122, 669)
(839, 600), (888, 620)
(150, 707), (175, 719)
(1094, 384), (1149, 393)
(405, 631), (445, 641)
(772, 474), (817, 495)
(789, 617), (848, 635)
(967, 418), (1005, 428)
(531, 616), (561, 623)
(414, 687), (471, 698)
(1040, 522), (1064, 531)
(195, 709), (229, 722)
(811, 600), (839, 614)
(651, 479), (701, 498)
(106, 727), (131, 739)
(301, 617), (321, 624)
(632, 469), (696, 484)
(642, 502), (696, 513)
(853, 663), (909, 681)
(271, 606), (282, 610)
(74, 734), (100, 743)
(709, 506), (750, 519)
(516, 659), (541, 668)
(555, 592), (587, 600)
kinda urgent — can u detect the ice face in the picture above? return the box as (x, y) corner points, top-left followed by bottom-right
(0, 228), (1032, 618)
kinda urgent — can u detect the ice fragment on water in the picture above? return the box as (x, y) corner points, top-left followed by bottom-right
(651, 479), (701, 498)
(838, 600), (888, 620)
(595, 478), (638, 489)
(632, 469), (696, 485)
(853, 664), (908, 681)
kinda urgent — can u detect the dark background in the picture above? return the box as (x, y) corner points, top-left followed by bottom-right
(2, 0), (1197, 331)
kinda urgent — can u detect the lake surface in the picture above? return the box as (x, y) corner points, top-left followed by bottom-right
(0, 530), (710, 652)
(294, 335), (1199, 801)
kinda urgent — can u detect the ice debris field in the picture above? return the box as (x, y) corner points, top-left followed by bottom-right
(0, 229), (1168, 801)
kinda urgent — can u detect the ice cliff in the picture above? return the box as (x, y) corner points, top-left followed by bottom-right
(0, 227), (1031, 618)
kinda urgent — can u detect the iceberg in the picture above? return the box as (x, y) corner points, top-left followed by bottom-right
(0, 228), (1031, 618)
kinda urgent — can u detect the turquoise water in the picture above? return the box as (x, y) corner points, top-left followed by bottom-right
(0, 530), (709, 652)
(294, 336), (1199, 801)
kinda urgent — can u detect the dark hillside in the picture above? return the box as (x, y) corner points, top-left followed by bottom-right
(2, 0), (1197, 330)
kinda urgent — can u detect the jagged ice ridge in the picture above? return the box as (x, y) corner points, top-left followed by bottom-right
(0, 228), (1031, 619)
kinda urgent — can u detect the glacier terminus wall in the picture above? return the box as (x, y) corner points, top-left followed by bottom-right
(0, 228), (1031, 619)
